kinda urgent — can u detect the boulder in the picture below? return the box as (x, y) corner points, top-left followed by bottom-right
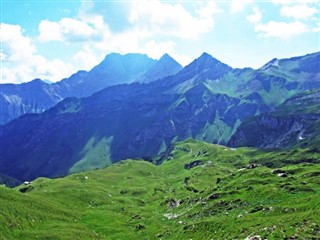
(184, 160), (204, 170)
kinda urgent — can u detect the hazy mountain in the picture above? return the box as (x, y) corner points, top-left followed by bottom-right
(0, 53), (268, 181)
(133, 53), (182, 83)
(0, 52), (319, 181)
(0, 79), (65, 125)
(0, 53), (182, 124)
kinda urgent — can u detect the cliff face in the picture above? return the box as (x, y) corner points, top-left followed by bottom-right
(229, 89), (320, 149)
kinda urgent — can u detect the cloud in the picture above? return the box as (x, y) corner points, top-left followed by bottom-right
(1, 23), (36, 62)
(280, 4), (318, 19)
(312, 22), (320, 32)
(128, 1), (221, 39)
(73, 44), (104, 70)
(272, 0), (315, 4)
(254, 21), (309, 39)
(39, 17), (103, 42)
(1, 23), (74, 83)
(68, 1), (220, 68)
(247, 7), (262, 24)
(230, 0), (253, 14)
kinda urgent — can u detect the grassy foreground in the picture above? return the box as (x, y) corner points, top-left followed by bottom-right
(1, 139), (319, 239)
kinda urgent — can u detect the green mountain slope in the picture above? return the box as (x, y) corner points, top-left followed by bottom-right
(1, 139), (319, 239)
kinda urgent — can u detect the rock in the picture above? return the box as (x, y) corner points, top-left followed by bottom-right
(272, 169), (286, 174)
(184, 160), (204, 170)
(19, 185), (33, 193)
(186, 186), (199, 193)
(167, 198), (180, 208)
(163, 213), (180, 220)
(208, 193), (219, 200)
(184, 177), (190, 185)
(246, 163), (259, 169)
(136, 224), (145, 230)
(245, 235), (262, 240)
(278, 173), (288, 177)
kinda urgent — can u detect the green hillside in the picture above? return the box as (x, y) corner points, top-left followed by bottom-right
(1, 139), (319, 239)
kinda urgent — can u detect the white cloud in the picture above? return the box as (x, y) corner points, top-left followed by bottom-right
(272, 0), (316, 4)
(128, 1), (221, 39)
(230, 0), (253, 14)
(141, 40), (176, 60)
(1, 23), (36, 62)
(272, 0), (294, 4)
(73, 44), (104, 70)
(312, 22), (320, 32)
(1, 23), (74, 83)
(255, 21), (309, 39)
(280, 4), (318, 19)
(69, 0), (220, 67)
(39, 17), (104, 42)
(3, 0), (216, 83)
(247, 7), (262, 24)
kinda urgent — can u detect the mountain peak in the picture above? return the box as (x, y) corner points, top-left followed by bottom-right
(199, 52), (212, 58)
(196, 52), (222, 65)
(177, 52), (232, 80)
(184, 52), (231, 71)
(28, 78), (46, 85)
(133, 53), (182, 83)
(159, 53), (173, 61)
(104, 52), (149, 59)
(159, 53), (181, 66)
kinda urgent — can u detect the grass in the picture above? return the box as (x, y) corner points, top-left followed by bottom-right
(1, 139), (319, 239)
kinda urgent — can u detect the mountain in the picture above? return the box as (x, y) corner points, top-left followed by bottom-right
(0, 79), (65, 125)
(205, 51), (320, 106)
(1, 139), (319, 239)
(0, 53), (266, 181)
(0, 53), (182, 124)
(1, 52), (319, 181)
(229, 89), (320, 149)
(133, 53), (182, 83)
(58, 53), (156, 97)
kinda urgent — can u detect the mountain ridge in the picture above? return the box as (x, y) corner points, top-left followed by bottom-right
(0, 53), (182, 124)
(0, 51), (319, 181)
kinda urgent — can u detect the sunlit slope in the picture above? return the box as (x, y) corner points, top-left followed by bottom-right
(1, 139), (319, 239)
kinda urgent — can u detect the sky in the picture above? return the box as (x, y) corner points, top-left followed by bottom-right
(1, 0), (319, 84)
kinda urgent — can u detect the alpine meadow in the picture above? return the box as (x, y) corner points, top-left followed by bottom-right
(0, 1), (319, 240)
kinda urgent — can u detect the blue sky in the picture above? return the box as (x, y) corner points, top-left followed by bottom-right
(1, 0), (319, 83)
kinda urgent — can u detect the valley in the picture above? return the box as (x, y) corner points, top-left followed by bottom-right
(1, 139), (319, 239)
(2, 2), (320, 239)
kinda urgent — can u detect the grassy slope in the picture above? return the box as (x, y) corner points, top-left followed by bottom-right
(1, 139), (319, 239)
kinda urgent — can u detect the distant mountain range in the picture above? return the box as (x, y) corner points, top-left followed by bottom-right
(0, 51), (319, 181)
(0, 53), (182, 124)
